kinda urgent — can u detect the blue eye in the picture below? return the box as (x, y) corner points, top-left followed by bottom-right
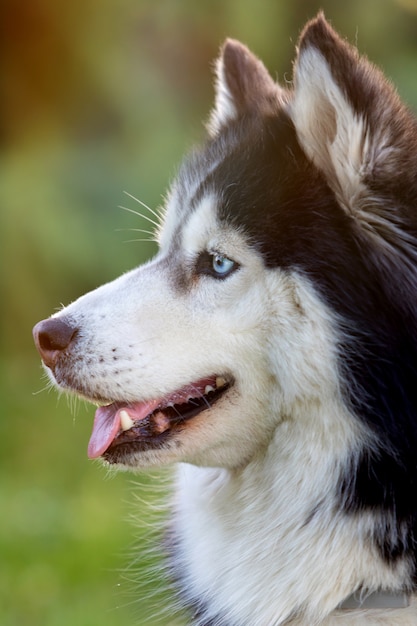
(212, 253), (236, 277)
(195, 251), (239, 279)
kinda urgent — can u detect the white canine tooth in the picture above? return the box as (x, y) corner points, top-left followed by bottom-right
(119, 409), (135, 432)
(215, 377), (227, 389)
(205, 385), (215, 394)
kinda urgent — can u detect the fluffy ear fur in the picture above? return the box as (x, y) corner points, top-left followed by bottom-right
(291, 14), (417, 218)
(208, 39), (286, 135)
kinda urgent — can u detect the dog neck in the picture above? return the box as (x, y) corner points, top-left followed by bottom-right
(171, 406), (413, 624)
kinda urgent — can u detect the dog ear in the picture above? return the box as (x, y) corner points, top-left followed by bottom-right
(291, 13), (415, 215)
(208, 39), (286, 135)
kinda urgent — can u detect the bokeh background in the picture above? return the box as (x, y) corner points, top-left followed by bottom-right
(2, 0), (417, 624)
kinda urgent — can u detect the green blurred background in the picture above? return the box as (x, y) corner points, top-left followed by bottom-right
(2, 0), (417, 624)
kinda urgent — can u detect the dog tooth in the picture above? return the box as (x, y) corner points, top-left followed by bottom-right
(215, 377), (227, 389)
(205, 385), (215, 394)
(120, 409), (135, 432)
(153, 411), (171, 434)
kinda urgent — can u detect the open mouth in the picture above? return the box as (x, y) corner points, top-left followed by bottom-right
(88, 375), (231, 460)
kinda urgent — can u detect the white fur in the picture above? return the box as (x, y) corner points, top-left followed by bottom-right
(37, 19), (417, 624)
(290, 47), (369, 214)
(290, 47), (417, 277)
(56, 196), (346, 472)
(209, 52), (239, 135)
(174, 456), (415, 626)
(44, 192), (417, 623)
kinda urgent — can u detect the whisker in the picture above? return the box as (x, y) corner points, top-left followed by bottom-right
(164, 404), (184, 421)
(186, 399), (201, 406)
(189, 384), (212, 409)
(116, 227), (156, 237)
(32, 380), (55, 396)
(122, 191), (162, 221)
(67, 393), (81, 418)
(118, 205), (160, 229)
(200, 395), (212, 410)
(123, 238), (156, 244)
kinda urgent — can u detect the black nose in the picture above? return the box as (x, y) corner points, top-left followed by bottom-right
(33, 317), (78, 370)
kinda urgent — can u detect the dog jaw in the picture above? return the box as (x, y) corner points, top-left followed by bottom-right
(88, 375), (231, 461)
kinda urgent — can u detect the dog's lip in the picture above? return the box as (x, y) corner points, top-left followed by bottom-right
(87, 375), (230, 459)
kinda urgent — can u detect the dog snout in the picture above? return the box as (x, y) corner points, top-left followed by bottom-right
(33, 317), (78, 370)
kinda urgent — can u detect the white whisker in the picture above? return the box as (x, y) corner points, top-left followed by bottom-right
(123, 238), (157, 244)
(32, 379), (55, 396)
(119, 205), (160, 229)
(123, 191), (162, 221)
(187, 399), (200, 406)
(116, 227), (156, 237)
(67, 392), (81, 417)
(189, 384), (212, 409)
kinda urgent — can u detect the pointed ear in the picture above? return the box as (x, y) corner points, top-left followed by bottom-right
(208, 39), (286, 135)
(290, 14), (413, 213)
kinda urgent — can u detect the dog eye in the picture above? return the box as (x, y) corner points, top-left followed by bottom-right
(195, 251), (239, 279)
(212, 253), (236, 277)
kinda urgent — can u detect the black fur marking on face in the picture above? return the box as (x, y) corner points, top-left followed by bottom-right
(177, 107), (417, 567)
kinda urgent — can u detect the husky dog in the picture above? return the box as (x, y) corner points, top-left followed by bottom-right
(33, 14), (417, 625)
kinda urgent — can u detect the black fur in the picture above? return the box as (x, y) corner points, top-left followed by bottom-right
(176, 80), (417, 570)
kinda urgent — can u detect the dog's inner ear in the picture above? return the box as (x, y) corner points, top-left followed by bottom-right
(290, 13), (413, 216)
(208, 39), (285, 135)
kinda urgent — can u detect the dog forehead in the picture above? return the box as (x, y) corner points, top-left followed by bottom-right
(159, 145), (228, 252)
(181, 194), (220, 252)
(160, 185), (249, 267)
(175, 192), (249, 259)
(159, 191), (217, 255)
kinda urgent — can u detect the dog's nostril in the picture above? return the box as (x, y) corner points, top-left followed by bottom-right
(33, 317), (78, 370)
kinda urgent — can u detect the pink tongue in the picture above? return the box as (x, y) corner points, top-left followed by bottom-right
(87, 400), (159, 459)
(87, 377), (219, 459)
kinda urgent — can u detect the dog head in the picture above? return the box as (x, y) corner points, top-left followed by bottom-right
(33, 15), (417, 494)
